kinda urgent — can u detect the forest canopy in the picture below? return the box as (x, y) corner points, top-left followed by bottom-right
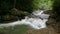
(0, 0), (60, 23)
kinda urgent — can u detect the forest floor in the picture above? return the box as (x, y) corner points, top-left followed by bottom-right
(25, 26), (58, 34)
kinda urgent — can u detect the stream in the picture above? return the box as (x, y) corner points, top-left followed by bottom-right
(0, 10), (50, 30)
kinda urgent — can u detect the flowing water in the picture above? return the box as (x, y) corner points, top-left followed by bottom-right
(0, 10), (50, 30)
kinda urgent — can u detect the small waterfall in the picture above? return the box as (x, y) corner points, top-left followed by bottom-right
(0, 10), (50, 30)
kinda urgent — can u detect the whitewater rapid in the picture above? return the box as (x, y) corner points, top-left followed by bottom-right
(0, 10), (50, 30)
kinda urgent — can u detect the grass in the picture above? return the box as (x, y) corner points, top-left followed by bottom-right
(0, 25), (29, 34)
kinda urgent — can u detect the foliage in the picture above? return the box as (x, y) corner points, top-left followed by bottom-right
(15, 0), (33, 12)
(0, 0), (53, 14)
(0, 0), (54, 23)
(53, 0), (60, 21)
(0, 0), (53, 13)
(32, 0), (53, 10)
(0, 0), (14, 15)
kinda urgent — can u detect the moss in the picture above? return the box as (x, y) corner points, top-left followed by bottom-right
(0, 25), (29, 34)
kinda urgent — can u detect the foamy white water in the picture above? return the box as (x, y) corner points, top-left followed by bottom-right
(0, 10), (50, 30)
